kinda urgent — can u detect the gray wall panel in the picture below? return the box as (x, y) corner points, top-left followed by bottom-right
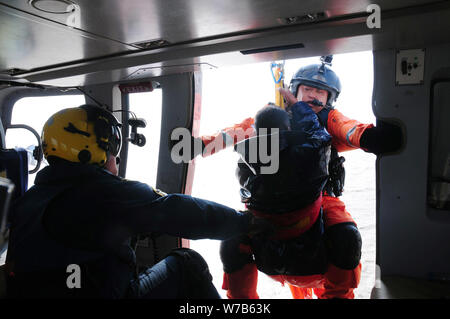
(374, 43), (450, 278)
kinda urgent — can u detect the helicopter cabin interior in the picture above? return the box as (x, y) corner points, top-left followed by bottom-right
(0, 0), (450, 299)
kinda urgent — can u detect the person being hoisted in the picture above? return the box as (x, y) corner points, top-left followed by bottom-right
(220, 104), (333, 299)
(176, 56), (403, 299)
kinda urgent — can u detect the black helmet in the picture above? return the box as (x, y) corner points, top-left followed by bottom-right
(289, 60), (341, 108)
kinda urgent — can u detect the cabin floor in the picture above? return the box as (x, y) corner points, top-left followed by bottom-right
(371, 275), (450, 299)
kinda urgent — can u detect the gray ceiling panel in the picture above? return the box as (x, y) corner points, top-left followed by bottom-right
(1, 0), (439, 44)
(0, 3), (136, 73)
(0, 0), (448, 86)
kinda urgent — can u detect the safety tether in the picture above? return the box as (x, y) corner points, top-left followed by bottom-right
(270, 61), (286, 109)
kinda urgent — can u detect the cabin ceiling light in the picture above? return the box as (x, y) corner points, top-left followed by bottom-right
(0, 68), (28, 76)
(131, 39), (171, 50)
(277, 12), (328, 25)
(29, 0), (77, 14)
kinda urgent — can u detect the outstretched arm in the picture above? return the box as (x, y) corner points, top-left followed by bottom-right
(325, 109), (403, 154)
(44, 182), (271, 249)
(170, 118), (256, 161)
(127, 193), (252, 240)
(201, 117), (256, 157)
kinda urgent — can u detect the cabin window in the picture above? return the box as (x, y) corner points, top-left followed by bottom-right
(125, 90), (162, 187)
(190, 51), (375, 299)
(428, 80), (450, 210)
(5, 95), (85, 187)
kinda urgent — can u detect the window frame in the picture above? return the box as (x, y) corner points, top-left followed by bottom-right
(1, 88), (86, 185)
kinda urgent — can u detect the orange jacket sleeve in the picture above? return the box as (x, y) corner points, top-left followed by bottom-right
(201, 117), (256, 157)
(327, 109), (374, 152)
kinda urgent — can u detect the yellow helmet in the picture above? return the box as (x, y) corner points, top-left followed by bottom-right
(42, 104), (122, 166)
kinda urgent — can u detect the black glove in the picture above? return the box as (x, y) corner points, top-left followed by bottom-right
(360, 121), (403, 155)
(244, 210), (276, 237)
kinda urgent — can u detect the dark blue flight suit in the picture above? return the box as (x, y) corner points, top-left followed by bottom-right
(5, 160), (252, 298)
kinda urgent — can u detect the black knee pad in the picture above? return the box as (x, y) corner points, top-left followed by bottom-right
(168, 248), (220, 298)
(168, 248), (212, 282)
(325, 223), (362, 270)
(220, 236), (253, 273)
